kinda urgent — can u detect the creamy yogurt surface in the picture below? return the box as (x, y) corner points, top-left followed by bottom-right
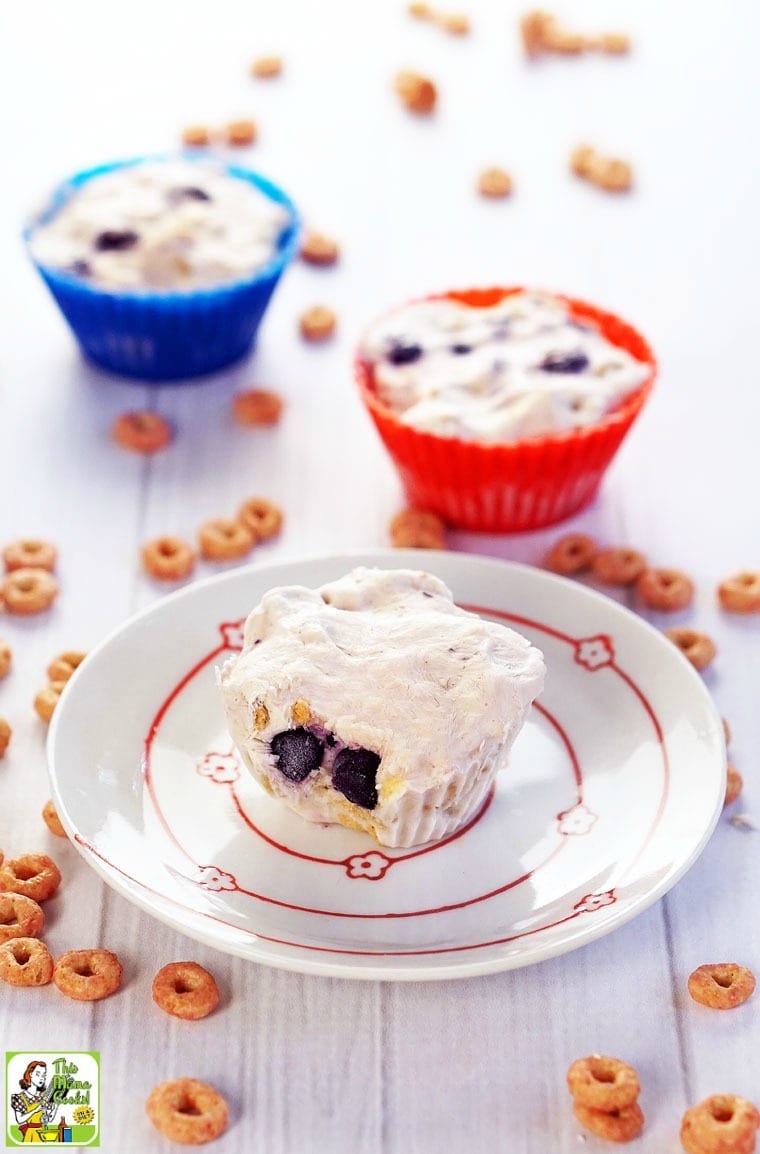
(29, 159), (291, 291)
(360, 292), (650, 443)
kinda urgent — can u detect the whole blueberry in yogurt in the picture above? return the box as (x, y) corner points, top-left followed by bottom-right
(360, 292), (651, 443)
(29, 159), (291, 291)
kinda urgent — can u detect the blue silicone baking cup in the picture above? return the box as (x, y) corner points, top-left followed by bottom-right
(24, 155), (301, 382)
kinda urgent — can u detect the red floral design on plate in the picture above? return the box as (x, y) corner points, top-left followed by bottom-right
(557, 803), (598, 836)
(573, 889), (616, 913)
(195, 865), (238, 892)
(197, 751), (240, 784)
(344, 852), (392, 880)
(574, 635), (615, 671)
(220, 620), (247, 651)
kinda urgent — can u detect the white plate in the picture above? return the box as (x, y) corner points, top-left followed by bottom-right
(48, 550), (725, 980)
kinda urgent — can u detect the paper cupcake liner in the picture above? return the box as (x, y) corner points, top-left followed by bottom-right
(355, 287), (657, 533)
(25, 156), (300, 382)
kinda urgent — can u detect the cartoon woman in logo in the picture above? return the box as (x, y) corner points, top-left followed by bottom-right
(10, 1061), (58, 1142)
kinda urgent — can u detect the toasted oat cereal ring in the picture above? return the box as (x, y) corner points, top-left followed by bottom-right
(681, 1095), (760, 1154)
(408, 0), (433, 17)
(181, 124), (212, 147)
(567, 1055), (640, 1112)
(147, 1078), (228, 1145)
(637, 567), (694, 611)
(0, 937), (54, 986)
(112, 410), (173, 454)
(232, 388), (284, 426)
(520, 10), (554, 56)
(591, 548), (647, 586)
(2, 568), (58, 615)
(688, 963), (756, 1010)
(573, 1100), (645, 1143)
(0, 854), (62, 902)
(477, 167), (513, 199)
(142, 536), (196, 581)
(0, 718), (10, 758)
(570, 144), (597, 178)
(0, 639), (12, 680)
(251, 54), (282, 78)
(152, 961), (221, 1020)
(300, 304), (337, 341)
(53, 949), (123, 1001)
(665, 627), (717, 672)
(390, 508), (446, 549)
(300, 231), (340, 266)
(3, 539), (57, 572)
(198, 518), (254, 562)
(47, 650), (86, 683)
(591, 156), (633, 193)
(34, 681), (67, 724)
(543, 533), (598, 575)
(724, 764), (743, 807)
(439, 12), (470, 35)
(718, 572), (760, 614)
(225, 118), (257, 146)
(237, 497), (283, 542)
(42, 799), (68, 839)
(0, 894), (45, 943)
(395, 70), (437, 114)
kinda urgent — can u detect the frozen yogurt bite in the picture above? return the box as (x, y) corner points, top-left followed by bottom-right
(220, 567), (545, 847)
(29, 158), (291, 291)
(360, 291), (651, 443)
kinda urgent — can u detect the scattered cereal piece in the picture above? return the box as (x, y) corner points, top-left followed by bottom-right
(408, 1), (433, 17)
(198, 518), (255, 562)
(152, 961), (220, 1020)
(250, 54), (282, 78)
(571, 145), (633, 193)
(1, 569), (58, 615)
(300, 305), (337, 342)
(0, 938), (54, 986)
(717, 571), (760, 614)
(591, 548), (647, 586)
(725, 764), (743, 807)
(53, 949), (123, 1001)
(570, 144), (596, 177)
(723, 717), (732, 746)
(146, 1078), (228, 1145)
(112, 410), (173, 455)
(543, 533), (598, 575)
(567, 1056), (640, 1112)
(47, 651), (86, 683)
(34, 681), (67, 725)
(3, 539), (57, 572)
(0, 854), (62, 903)
(680, 1095), (760, 1154)
(0, 640), (10, 680)
(477, 167), (513, 199)
(0, 894), (45, 943)
(141, 537), (196, 582)
(520, 10), (556, 56)
(232, 388), (284, 427)
(0, 718), (9, 759)
(395, 70), (437, 114)
(181, 125), (212, 148)
(300, 231), (340, 266)
(42, 800), (68, 839)
(520, 11), (631, 59)
(573, 1099), (645, 1143)
(545, 28), (584, 54)
(664, 627), (717, 672)
(438, 11), (470, 35)
(636, 567), (694, 611)
(390, 508), (446, 549)
(688, 963), (756, 1010)
(237, 497), (283, 542)
(598, 32), (630, 55)
(225, 118), (257, 146)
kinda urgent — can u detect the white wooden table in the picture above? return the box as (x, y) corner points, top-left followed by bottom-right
(1, 1), (759, 1149)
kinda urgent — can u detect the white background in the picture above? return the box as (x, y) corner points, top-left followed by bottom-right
(0, 0), (759, 1150)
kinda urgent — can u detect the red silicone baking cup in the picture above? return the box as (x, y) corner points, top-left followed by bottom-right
(355, 287), (657, 533)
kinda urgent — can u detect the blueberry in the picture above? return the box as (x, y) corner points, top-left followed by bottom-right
(332, 747), (380, 810)
(539, 350), (590, 373)
(168, 186), (212, 204)
(270, 728), (324, 783)
(450, 343), (472, 355)
(387, 342), (423, 366)
(94, 229), (140, 252)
